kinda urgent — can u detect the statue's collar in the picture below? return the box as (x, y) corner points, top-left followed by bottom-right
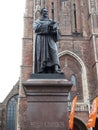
(40, 17), (49, 21)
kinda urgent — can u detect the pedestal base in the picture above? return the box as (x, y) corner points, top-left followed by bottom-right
(18, 75), (72, 130)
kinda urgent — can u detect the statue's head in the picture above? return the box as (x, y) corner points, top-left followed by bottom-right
(40, 8), (48, 18)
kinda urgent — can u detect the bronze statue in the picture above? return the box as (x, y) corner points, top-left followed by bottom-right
(33, 8), (62, 73)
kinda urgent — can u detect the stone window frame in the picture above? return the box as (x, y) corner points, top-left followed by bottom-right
(6, 95), (18, 130)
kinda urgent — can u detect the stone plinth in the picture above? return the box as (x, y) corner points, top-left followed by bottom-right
(18, 74), (72, 130)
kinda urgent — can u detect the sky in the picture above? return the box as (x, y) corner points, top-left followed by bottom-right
(0, 0), (26, 102)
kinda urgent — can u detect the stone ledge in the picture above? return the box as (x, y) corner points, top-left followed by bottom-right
(30, 73), (66, 79)
(23, 78), (72, 87)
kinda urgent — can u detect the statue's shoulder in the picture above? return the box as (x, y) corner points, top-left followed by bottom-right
(35, 19), (40, 23)
(49, 19), (58, 24)
(34, 19), (42, 26)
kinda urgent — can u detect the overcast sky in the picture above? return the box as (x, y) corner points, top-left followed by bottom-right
(0, 0), (26, 102)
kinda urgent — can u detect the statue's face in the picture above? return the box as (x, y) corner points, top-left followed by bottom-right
(42, 8), (48, 18)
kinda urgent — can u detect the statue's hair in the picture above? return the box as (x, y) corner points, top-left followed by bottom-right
(40, 8), (48, 15)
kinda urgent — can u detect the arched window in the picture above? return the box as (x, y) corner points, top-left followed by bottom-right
(93, 118), (98, 130)
(70, 74), (77, 86)
(6, 95), (18, 130)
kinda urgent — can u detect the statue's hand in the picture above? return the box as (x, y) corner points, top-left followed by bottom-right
(49, 21), (57, 33)
(40, 23), (49, 34)
(49, 21), (56, 26)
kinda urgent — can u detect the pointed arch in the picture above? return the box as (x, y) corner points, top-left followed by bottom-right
(74, 117), (88, 130)
(59, 50), (89, 102)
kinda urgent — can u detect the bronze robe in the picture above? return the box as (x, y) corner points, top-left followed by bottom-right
(33, 18), (60, 73)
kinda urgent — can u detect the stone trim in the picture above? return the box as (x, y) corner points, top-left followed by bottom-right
(59, 50), (89, 102)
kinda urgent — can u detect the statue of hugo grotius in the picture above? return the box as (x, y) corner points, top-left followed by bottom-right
(33, 5), (62, 74)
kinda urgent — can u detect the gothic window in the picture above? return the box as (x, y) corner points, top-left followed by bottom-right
(95, 0), (98, 9)
(70, 74), (77, 86)
(93, 0), (98, 28)
(58, 0), (82, 35)
(35, 0), (41, 19)
(68, 75), (77, 101)
(59, 0), (71, 35)
(71, 0), (82, 35)
(68, 92), (71, 101)
(90, 0), (96, 10)
(6, 95), (18, 130)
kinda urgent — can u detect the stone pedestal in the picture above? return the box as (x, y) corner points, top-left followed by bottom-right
(18, 74), (72, 130)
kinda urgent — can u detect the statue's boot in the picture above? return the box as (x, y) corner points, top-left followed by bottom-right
(54, 65), (63, 74)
